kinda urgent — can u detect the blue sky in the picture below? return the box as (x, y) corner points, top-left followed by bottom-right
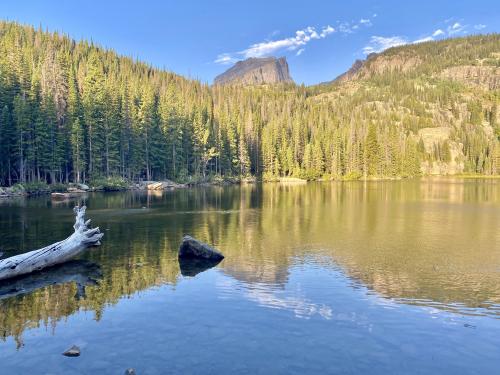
(0, 1), (498, 85)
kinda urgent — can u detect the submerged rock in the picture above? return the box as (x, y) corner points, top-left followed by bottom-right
(178, 236), (224, 261)
(62, 345), (81, 357)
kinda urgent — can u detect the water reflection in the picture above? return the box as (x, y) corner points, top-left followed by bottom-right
(0, 178), (499, 346)
(0, 260), (102, 301)
(178, 257), (222, 277)
(221, 278), (334, 320)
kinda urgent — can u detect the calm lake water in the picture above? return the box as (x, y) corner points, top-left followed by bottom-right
(0, 179), (500, 374)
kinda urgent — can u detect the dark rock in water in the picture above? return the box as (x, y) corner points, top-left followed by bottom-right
(62, 345), (81, 357)
(178, 257), (222, 277)
(178, 235), (224, 261)
(124, 369), (136, 375)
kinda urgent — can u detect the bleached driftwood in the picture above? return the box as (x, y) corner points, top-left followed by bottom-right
(0, 206), (103, 281)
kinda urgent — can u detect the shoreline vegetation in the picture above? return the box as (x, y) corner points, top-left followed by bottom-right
(1, 174), (499, 198)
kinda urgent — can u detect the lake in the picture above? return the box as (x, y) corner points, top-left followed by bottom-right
(0, 179), (499, 374)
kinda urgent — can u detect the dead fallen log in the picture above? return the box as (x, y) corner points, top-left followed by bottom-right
(0, 206), (104, 281)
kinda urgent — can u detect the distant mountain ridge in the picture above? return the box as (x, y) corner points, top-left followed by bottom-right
(214, 57), (293, 85)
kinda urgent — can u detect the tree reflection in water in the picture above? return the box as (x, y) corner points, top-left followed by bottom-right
(1, 178), (499, 346)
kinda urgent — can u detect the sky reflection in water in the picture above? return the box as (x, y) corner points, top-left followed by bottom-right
(0, 179), (500, 374)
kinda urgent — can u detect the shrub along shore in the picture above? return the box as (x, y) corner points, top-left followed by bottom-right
(2, 174), (499, 198)
(0, 176), (245, 198)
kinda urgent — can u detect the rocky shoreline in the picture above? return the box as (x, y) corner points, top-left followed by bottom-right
(0, 178), (240, 199)
(2, 175), (497, 199)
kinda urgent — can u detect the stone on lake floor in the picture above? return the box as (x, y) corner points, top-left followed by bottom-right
(178, 235), (224, 261)
(62, 345), (81, 357)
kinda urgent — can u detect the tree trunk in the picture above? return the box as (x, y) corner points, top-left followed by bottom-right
(0, 206), (103, 281)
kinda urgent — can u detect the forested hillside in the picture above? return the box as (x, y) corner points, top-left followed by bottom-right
(0, 21), (499, 187)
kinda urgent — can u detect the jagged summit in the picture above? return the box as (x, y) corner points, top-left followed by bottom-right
(214, 56), (293, 85)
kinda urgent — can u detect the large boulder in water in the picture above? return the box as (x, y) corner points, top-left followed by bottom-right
(178, 236), (224, 261)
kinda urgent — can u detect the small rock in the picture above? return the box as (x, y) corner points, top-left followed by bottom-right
(77, 183), (90, 191)
(147, 182), (163, 190)
(124, 369), (136, 375)
(62, 345), (81, 357)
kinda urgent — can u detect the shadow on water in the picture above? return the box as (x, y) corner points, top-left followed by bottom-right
(0, 260), (102, 301)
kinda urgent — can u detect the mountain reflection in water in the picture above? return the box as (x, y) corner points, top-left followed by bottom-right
(0, 178), (499, 349)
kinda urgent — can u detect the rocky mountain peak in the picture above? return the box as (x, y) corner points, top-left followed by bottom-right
(214, 56), (293, 85)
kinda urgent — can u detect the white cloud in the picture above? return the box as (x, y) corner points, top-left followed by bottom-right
(413, 36), (434, 44)
(338, 22), (354, 34)
(359, 18), (481, 57)
(215, 25), (336, 64)
(215, 16), (377, 65)
(363, 35), (408, 55)
(432, 29), (445, 37)
(448, 22), (466, 35)
(320, 25), (335, 38)
(241, 25), (333, 58)
(360, 18), (372, 26)
(214, 53), (238, 65)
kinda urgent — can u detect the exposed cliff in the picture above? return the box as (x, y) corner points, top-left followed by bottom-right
(332, 59), (364, 83)
(440, 65), (500, 90)
(214, 57), (293, 85)
(331, 52), (423, 84)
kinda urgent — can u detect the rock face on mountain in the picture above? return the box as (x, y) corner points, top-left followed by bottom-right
(214, 57), (293, 85)
(331, 52), (422, 84)
(332, 59), (364, 83)
(440, 65), (500, 90)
